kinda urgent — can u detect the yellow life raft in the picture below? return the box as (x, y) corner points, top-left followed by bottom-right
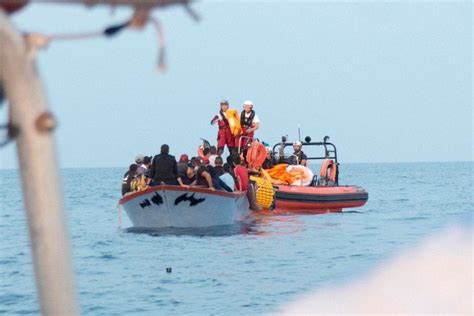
(250, 169), (276, 209)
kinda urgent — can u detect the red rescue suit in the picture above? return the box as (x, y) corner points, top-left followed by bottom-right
(211, 112), (235, 151)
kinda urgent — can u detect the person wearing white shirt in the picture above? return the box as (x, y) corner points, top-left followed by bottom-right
(238, 100), (260, 149)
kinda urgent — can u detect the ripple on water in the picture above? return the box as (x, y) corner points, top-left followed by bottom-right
(1, 163), (472, 315)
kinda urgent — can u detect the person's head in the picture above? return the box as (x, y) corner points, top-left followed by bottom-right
(179, 154), (189, 163)
(243, 100), (253, 113)
(202, 147), (210, 156)
(215, 156), (223, 166)
(223, 163), (231, 174)
(135, 154), (144, 164)
(293, 141), (302, 153)
(143, 156), (152, 166)
(195, 157), (204, 167)
(265, 147), (272, 159)
(220, 100), (229, 111)
(129, 163), (138, 176)
(210, 146), (217, 155)
(232, 154), (241, 167)
(226, 154), (233, 165)
(161, 144), (169, 154)
(190, 156), (198, 167)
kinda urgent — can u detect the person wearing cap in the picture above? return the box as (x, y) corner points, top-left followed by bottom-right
(289, 141), (308, 166)
(210, 100), (236, 154)
(135, 154), (145, 164)
(239, 100), (260, 149)
(137, 155), (152, 177)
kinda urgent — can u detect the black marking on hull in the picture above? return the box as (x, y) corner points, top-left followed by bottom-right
(139, 199), (151, 208)
(151, 192), (164, 205)
(175, 193), (206, 207)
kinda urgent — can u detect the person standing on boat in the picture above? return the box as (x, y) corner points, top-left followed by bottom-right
(239, 100), (260, 149)
(289, 141), (308, 166)
(149, 144), (181, 186)
(210, 100), (235, 155)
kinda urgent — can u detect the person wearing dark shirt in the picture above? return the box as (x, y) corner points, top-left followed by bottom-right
(122, 164), (138, 196)
(179, 163), (196, 186)
(195, 158), (226, 190)
(288, 141), (308, 166)
(212, 156), (225, 177)
(149, 144), (181, 186)
(262, 148), (275, 169)
(177, 154), (189, 176)
(195, 159), (215, 189)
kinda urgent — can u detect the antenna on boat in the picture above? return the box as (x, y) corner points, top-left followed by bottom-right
(297, 124), (301, 142)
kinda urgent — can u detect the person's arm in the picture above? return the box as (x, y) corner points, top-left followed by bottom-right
(149, 157), (156, 180)
(210, 115), (219, 125)
(173, 159), (181, 184)
(247, 122), (259, 133)
(301, 153), (308, 166)
(235, 171), (242, 191)
(177, 177), (186, 187)
(203, 171), (215, 190)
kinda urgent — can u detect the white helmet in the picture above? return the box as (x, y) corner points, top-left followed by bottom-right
(243, 100), (253, 107)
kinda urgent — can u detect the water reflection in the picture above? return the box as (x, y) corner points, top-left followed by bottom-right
(122, 211), (317, 237)
(123, 222), (256, 237)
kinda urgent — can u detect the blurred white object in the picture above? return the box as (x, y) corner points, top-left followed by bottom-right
(278, 225), (473, 314)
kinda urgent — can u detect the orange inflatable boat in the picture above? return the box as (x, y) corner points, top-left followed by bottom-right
(266, 136), (368, 213)
(274, 184), (368, 213)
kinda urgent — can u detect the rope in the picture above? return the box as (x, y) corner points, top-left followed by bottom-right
(117, 203), (123, 230)
(25, 9), (168, 72)
(149, 17), (166, 73)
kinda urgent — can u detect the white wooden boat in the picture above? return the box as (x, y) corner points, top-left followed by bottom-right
(119, 185), (250, 228)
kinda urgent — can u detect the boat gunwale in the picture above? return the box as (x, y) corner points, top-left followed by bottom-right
(119, 185), (246, 204)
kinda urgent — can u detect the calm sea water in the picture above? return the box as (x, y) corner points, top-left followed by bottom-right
(0, 162), (472, 315)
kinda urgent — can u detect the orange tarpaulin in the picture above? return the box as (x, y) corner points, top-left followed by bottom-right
(266, 164), (296, 184)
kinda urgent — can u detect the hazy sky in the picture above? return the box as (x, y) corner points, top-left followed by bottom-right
(1, 1), (472, 168)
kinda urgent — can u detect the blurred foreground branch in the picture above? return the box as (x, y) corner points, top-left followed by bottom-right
(0, 8), (79, 315)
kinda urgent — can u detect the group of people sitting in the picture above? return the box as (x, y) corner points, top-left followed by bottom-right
(121, 144), (250, 197)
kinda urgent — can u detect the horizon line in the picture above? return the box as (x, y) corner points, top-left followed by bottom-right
(1, 159), (473, 171)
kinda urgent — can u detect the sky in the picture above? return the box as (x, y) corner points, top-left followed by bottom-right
(0, 1), (472, 169)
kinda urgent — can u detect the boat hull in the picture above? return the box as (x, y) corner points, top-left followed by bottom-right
(119, 185), (250, 228)
(274, 185), (368, 213)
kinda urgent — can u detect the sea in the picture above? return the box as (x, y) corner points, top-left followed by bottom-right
(0, 162), (472, 315)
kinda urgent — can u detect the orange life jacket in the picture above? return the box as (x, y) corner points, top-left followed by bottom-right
(246, 141), (267, 169)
